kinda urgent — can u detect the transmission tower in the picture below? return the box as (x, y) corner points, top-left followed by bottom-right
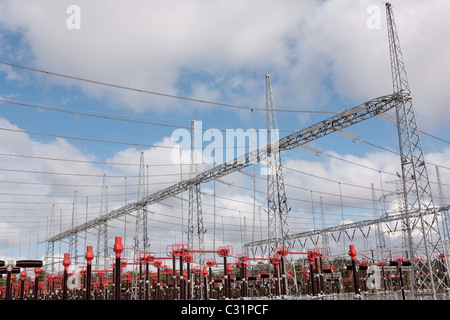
(45, 204), (56, 274)
(96, 174), (108, 270)
(188, 120), (205, 263)
(69, 191), (78, 265)
(436, 166), (450, 242)
(130, 152), (150, 300)
(134, 151), (149, 254)
(48, 92), (405, 254)
(394, 179), (410, 254)
(320, 196), (331, 256)
(265, 75), (291, 252)
(386, 2), (449, 299)
(371, 184), (386, 261)
(265, 75), (296, 295)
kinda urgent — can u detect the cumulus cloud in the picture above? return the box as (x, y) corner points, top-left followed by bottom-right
(0, 0), (448, 128)
(0, 118), (103, 259)
(279, 144), (450, 254)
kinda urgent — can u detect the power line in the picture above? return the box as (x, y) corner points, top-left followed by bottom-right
(0, 125), (266, 151)
(0, 166), (184, 179)
(0, 151), (190, 167)
(4, 97), (450, 146)
(0, 99), (192, 130)
(0, 61), (335, 114)
(392, 4), (450, 40)
(0, 126), (173, 149)
(421, 131), (450, 145)
(1, 98), (335, 135)
(0, 178), (179, 189)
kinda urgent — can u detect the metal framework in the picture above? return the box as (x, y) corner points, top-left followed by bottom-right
(371, 183), (387, 259)
(187, 120), (205, 263)
(44, 204), (56, 274)
(265, 74), (291, 254)
(68, 191), (78, 265)
(265, 75), (296, 295)
(95, 174), (109, 270)
(436, 166), (450, 241)
(244, 204), (450, 250)
(46, 92), (406, 244)
(245, 4), (450, 300)
(320, 196), (331, 256)
(134, 151), (149, 253)
(386, 2), (449, 299)
(21, 3), (449, 301)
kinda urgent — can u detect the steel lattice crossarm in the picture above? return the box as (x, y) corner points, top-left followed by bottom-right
(46, 92), (408, 243)
(278, 93), (407, 152)
(244, 204), (450, 249)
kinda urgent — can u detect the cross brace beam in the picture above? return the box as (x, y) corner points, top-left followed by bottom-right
(244, 205), (450, 248)
(46, 92), (407, 243)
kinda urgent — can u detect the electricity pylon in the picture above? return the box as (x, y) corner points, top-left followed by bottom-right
(187, 120), (205, 263)
(45, 204), (56, 274)
(69, 191), (78, 265)
(134, 151), (149, 253)
(386, 2), (449, 299)
(265, 75), (297, 295)
(96, 174), (108, 270)
(265, 75), (291, 253)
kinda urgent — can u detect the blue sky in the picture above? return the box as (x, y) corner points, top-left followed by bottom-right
(0, 0), (449, 267)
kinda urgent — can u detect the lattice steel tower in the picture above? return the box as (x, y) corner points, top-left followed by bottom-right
(187, 120), (205, 263)
(96, 174), (109, 270)
(265, 75), (296, 295)
(386, 2), (449, 299)
(265, 75), (291, 253)
(134, 151), (149, 254)
(45, 204), (56, 274)
(371, 183), (386, 260)
(69, 191), (78, 265)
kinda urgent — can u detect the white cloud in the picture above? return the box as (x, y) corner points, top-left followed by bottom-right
(0, 0), (448, 130)
(0, 118), (105, 252)
(282, 146), (450, 227)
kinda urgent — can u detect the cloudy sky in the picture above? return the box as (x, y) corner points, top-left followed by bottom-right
(0, 0), (449, 270)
